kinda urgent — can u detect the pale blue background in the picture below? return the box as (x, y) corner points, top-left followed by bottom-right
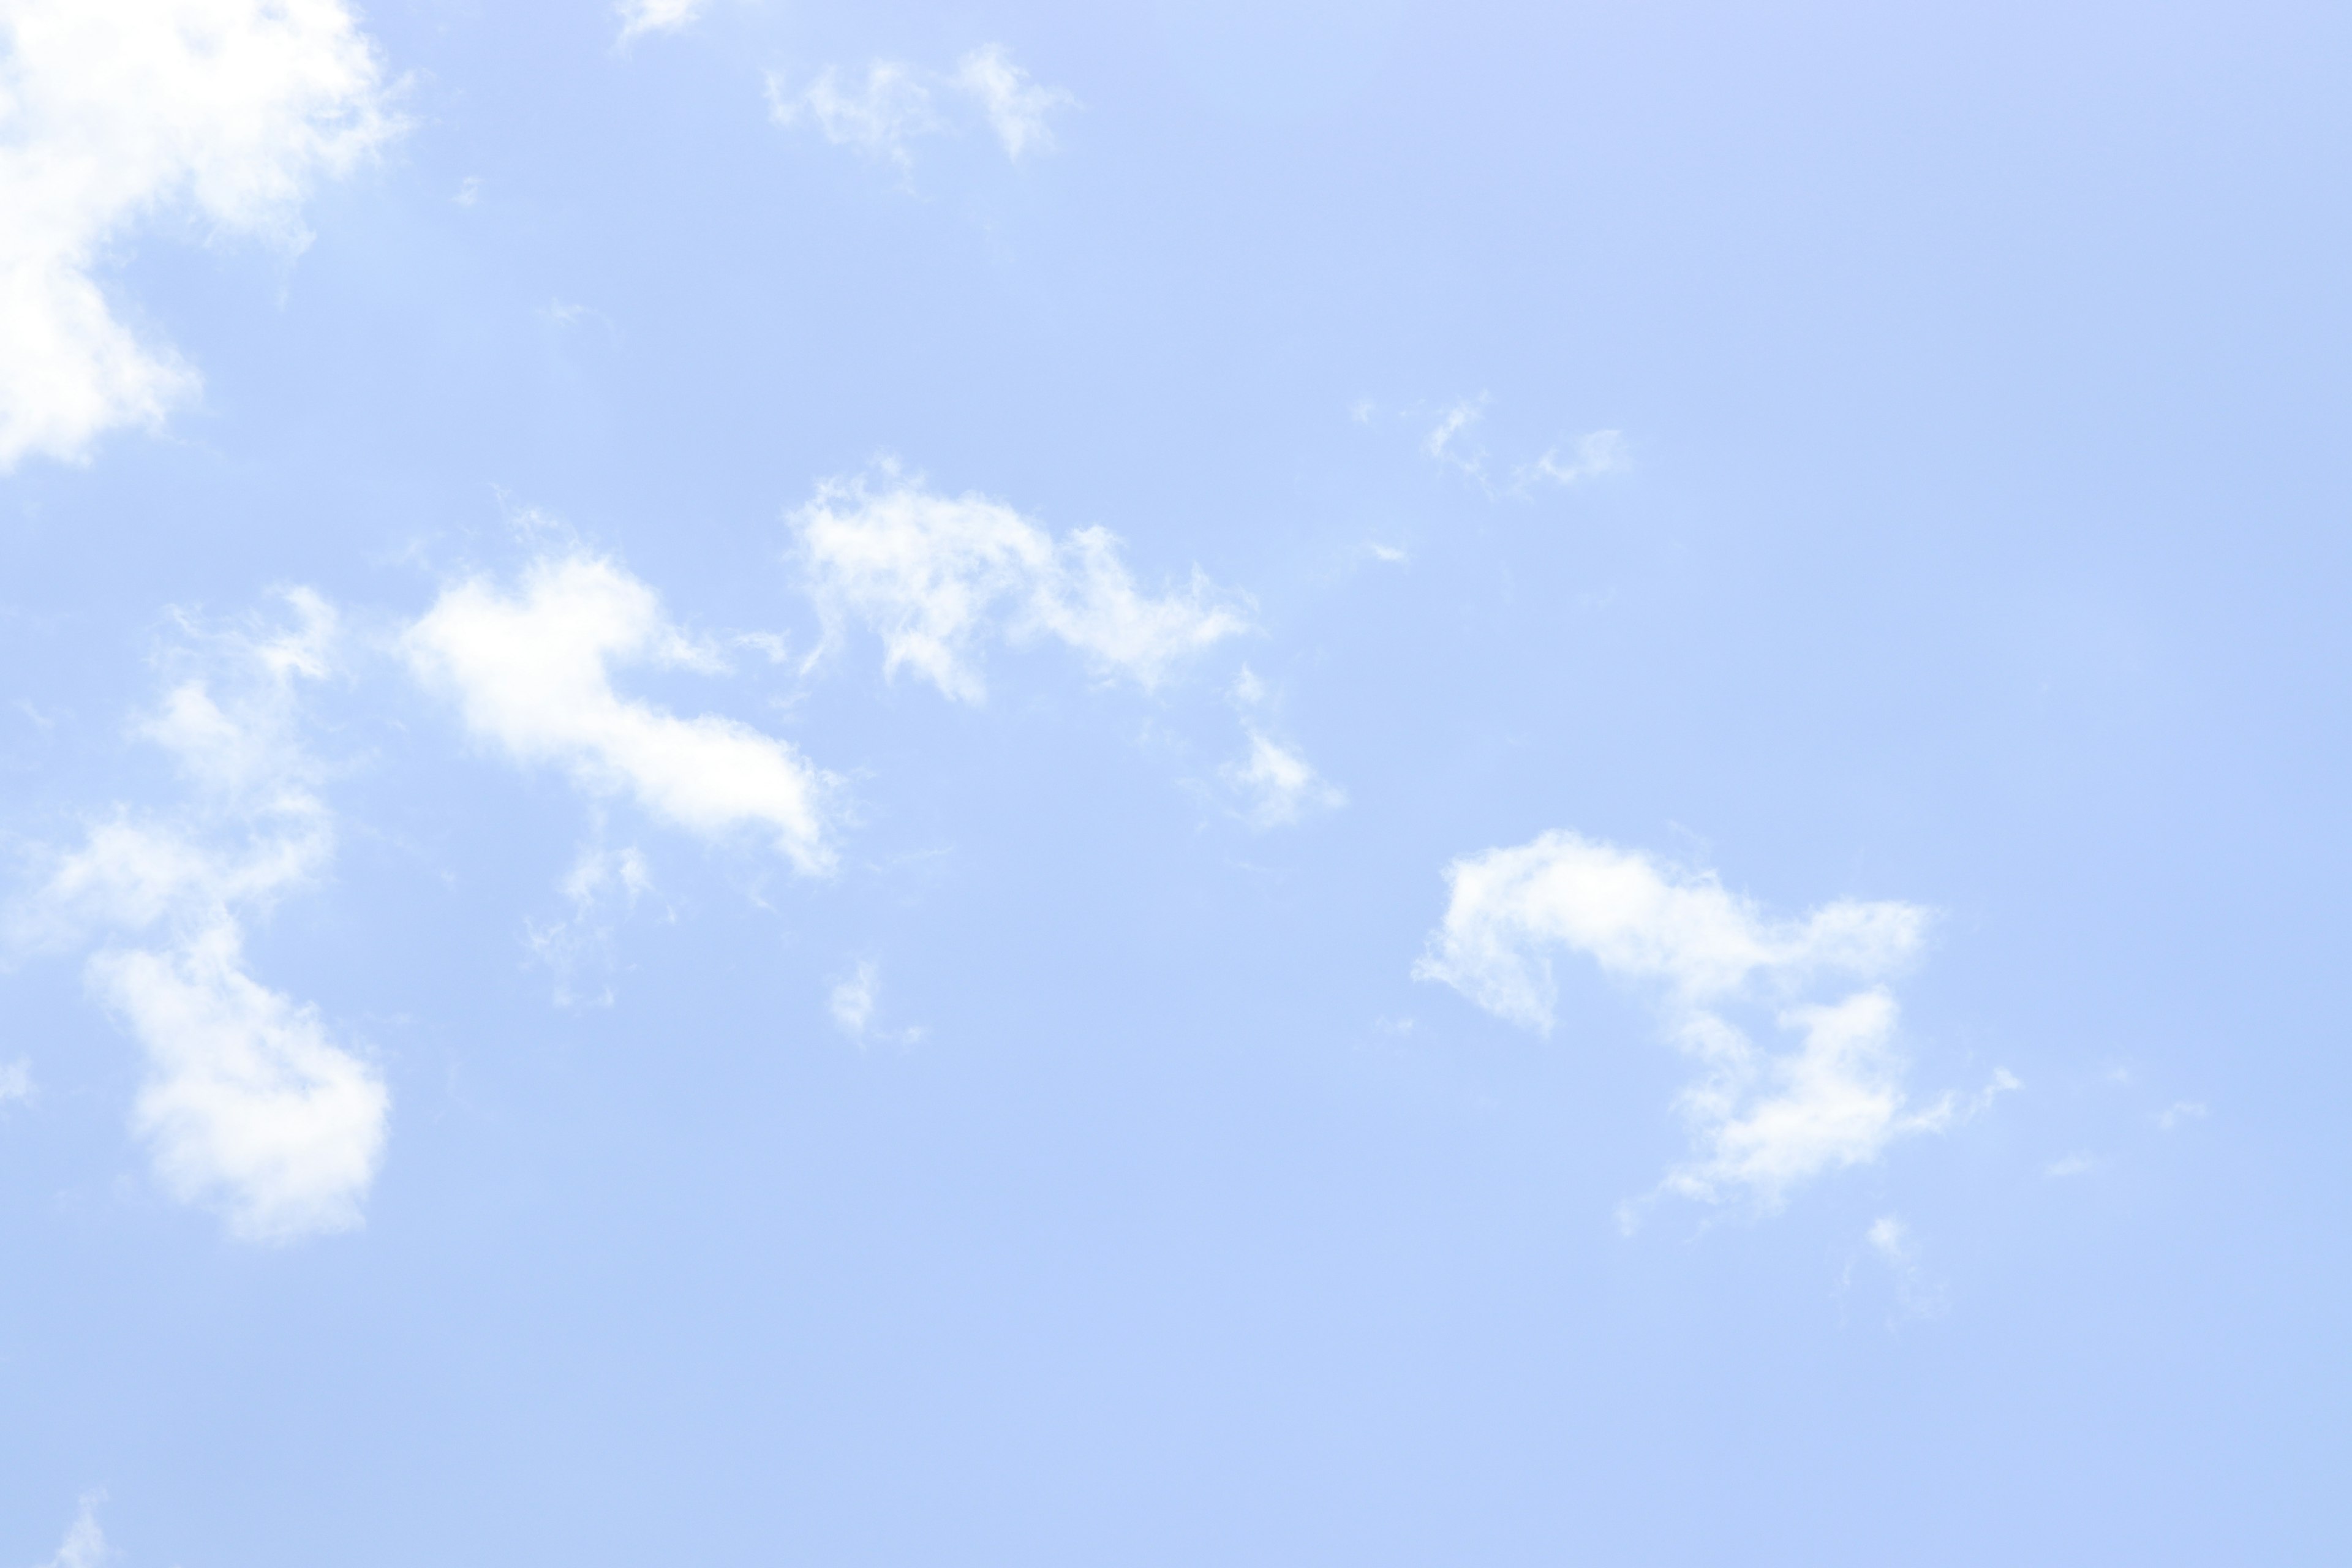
(4, 1), (2346, 1561)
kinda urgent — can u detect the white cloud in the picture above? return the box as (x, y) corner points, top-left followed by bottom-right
(0, 0), (400, 467)
(524, 839), (654, 1008)
(1517, 429), (1629, 488)
(2047, 1152), (2096, 1177)
(1220, 669), (1344, 828)
(404, 551), (834, 873)
(2156, 1099), (2207, 1131)
(829, 959), (878, 1036)
(37, 1493), (106, 1568)
(767, 45), (1069, 169)
(1422, 396), (1488, 480)
(1417, 830), (2005, 1210)
(1864, 1214), (1943, 1317)
(19, 590), (388, 1243)
(952, 45), (1073, 159)
(792, 471), (1249, 703)
(0, 1057), (29, 1106)
(616, 0), (703, 43)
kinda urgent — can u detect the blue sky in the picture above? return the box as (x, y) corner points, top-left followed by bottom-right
(2, 0), (2346, 1561)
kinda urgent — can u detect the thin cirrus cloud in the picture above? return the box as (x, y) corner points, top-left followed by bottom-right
(1415, 829), (2013, 1212)
(614, 0), (703, 43)
(13, 591), (388, 1243)
(34, 1494), (105, 1568)
(0, 0), (402, 468)
(767, 45), (1073, 168)
(792, 469), (1250, 703)
(1223, 668), (1344, 829)
(403, 550), (836, 874)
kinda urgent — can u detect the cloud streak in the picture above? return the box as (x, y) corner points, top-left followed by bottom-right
(1416, 830), (2007, 1211)
(0, 0), (401, 467)
(767, 45), (1071, 169)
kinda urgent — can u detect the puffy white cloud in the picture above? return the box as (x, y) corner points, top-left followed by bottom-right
(767, 45), (1069, 169)
(37, 1493), (107, 1568)
(615, 0), (703, 43)
(404, 551), (834, 873)
(20, 590), (388, 1243)
(0, 0), (400, 467)
(1417, 830), (2004, 1210)
(792, 472), (1249, 703)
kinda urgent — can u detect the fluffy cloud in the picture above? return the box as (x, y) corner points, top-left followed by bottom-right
(404, 551), (834, 873)
(0, 0), (399, 467)
(767, 45), (1071, 168)
(1417, 830), (2005, 1210)
(793, 471), (1249, 703)
(20, 590), (388, 1242)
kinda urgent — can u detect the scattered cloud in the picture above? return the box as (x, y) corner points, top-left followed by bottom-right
(1221, 668), (1344, 828)
(524, 838), (654, 1007)
(829, 958), (921, 1046)
(0, 1057), (29, 1106)
(15, 590), (388, 1243)
(792, 469), (1249, 703)
(453, 175), (481, 206)
(1408, 396), (1627, 499)
(767, 45), (1071, 170)
(0, 0), (402, 468)
(1415, 830), (2008, 1212)
(2156, 1099), (2207, 1131)
(1864, 1215), (1945, 1317)
(2046, 1152), (2096, 1177)
(404, 550), (835, 873)
(37, 1493), (107, 1568)
(615, 0), (703, 43)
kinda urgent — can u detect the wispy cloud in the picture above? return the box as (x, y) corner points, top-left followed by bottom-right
(14, 590), (388, 1242)
(829, 958), (921, 1046)
(0, 1057), (29, 1106)
(0, 0), (402, 468)
(404, 550), (835, 873)
(37, 1493), (107, 1568)
(1864, 1215), (1945, 1317)
(767, 45), (1071, 170)
(792, 469), (1249, 703)
(1415, 830), (2010, 1212)
(615, 0), (703, 43)
(525, 838), (654, 1008)
(1220, 668), (1344, 829)
(2156, 1099), (2207, 1131)
(2046, 1152), (2096, 1177)
(1409, 396), (1627, 499)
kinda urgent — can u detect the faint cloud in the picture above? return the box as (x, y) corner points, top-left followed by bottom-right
(38, 1492), (107, 1568)
(453, 176), (481, 206)
(616, 0), (704, 43)
(767, 45), (1072, 171)
(791, 466), (1249, 703)
(2047, 1152), (2096, 1177)
(1219, 668), (1344, 829)
(0, 1057), (30, 1106)
(1416, 830), (2009, 1213)
(1517, 429), (1629, 489)
(829, 959), (922, 1046)
(526, 839), (655, 1007)
(1409, 395), (1627, 500)
(1366, 542), (1408, 564)
(0, 0), (404, 469)
(404, 549), (835, 873)
(1864, 1215), (1945, 1317)
(2156, 1100), (2207, 1131)
(12, 591), (388, 1243)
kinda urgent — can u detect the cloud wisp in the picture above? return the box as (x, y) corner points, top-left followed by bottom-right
(0, 0), (401, 467)
(614, 0), (703, 43)
(1414, 396), (1628, 499)
(767, 45), (1072, 169)
(404, 550), (835, 874)
(1415, 830), (2010, 1213)
(792, 470), (1249, 704)
(36, 1493), (107, 1568)
(15, 591), (388, 1243)
(1221, 668), (1344, 829)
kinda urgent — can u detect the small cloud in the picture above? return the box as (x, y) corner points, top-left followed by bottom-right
(1411, 395), (1629, 500)
(2156, 1100), (2207, 1131)
(39, 1493), (107, 1568)
(1366, 542), (1408, 564)
(1517, 429), (1629, 489)
(769, 45), (1070, 172)
(1348, 398), (1376, 424)
(1223, 729), (1345, 829)
(1864, 1215), (1945, 1318)
(616, 0), (704, 43)
(829, 960), (922, 1046)
(454, 176), (481, 206)
(0, 1058), (31, 1106)
(1422, 396), (1489, 478)
(2046, 1152), (2096, 1177)
(526, 840), (655, 1007)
